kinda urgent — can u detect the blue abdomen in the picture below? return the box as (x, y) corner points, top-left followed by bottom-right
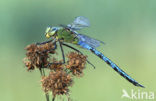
(78, 41), (144, 87)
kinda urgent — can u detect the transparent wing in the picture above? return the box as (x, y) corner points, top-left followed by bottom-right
(67, 16), (90, 30)
(77, 34), (105, 48)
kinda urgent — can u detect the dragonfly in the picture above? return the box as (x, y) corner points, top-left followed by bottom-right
(39, 16), (144, 88)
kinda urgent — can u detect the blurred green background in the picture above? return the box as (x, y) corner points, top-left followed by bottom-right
(0, 0), (156, 101)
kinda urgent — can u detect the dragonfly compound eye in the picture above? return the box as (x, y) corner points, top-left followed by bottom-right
(45, 27), (52, 33)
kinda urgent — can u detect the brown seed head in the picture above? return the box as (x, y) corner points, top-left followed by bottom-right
(41, 71), (73, 97)
(49, 58), (64, 71)
(66, 52), (87, 76)
(23, 43), (56, 71)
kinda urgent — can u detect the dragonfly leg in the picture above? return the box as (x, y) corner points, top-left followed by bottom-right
(36, 40), (53, 45)
(62, 43), (96, 69)
(59, 41), (65, 63)
(48, 41), (65, 66)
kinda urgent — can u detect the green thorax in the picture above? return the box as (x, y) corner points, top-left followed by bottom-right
(56, 28), (79, 44)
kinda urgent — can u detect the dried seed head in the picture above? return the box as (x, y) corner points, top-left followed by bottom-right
(41, 71), (73, 97)
(23, 43), (56, 71)
(23, 58), (35, 70)
(37, 43), (56, 54)
(66, 52), (87, 76)
(49, 58), (64, 71)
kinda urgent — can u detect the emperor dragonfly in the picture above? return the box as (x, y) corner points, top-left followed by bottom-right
(40, 16), (144, 88)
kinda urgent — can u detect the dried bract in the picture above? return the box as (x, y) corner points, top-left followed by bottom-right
(66, 52), (87, 76)
(24, 41), (89, 100)
(23, 43), (55, 71)
(41, 71), (73, 97)
(49, 58), (64, 71)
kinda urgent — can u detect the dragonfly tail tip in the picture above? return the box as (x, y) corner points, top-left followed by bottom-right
(136, 83), (145, 88)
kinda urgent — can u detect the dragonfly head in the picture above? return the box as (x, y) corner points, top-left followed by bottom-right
(45, 27), (58, 39)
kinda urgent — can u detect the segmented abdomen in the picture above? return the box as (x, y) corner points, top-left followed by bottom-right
(78, 41), (144, 87)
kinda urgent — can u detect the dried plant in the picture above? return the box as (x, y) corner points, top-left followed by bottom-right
(66, 52), (87, 76)
(41, 71), (73, 97)
(23, 43), (55, 71)
(23, 42), (88, 101)
(49, 58), (64, 71)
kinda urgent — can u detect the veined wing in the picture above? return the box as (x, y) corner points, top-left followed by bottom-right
(67, 16), (90, 30)
(77, 34), (104, 48)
